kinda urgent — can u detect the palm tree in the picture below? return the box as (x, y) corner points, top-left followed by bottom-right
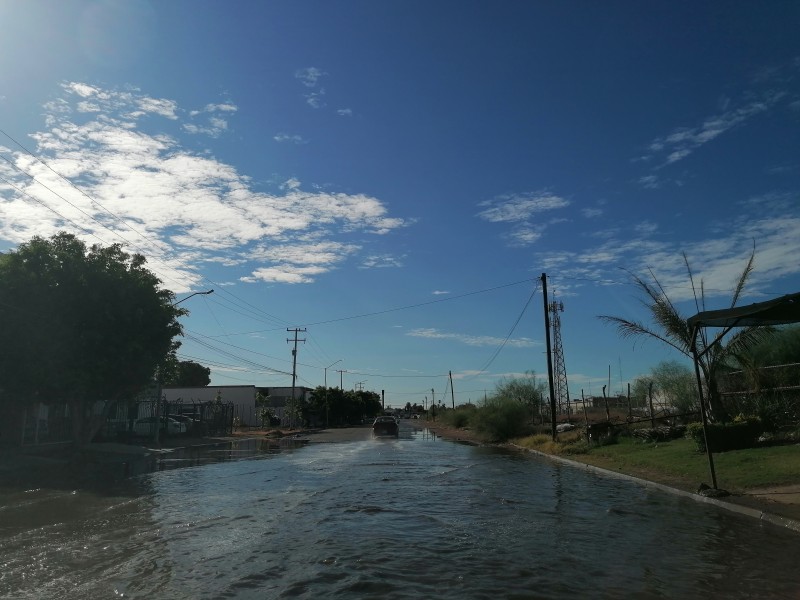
(598, 249), (772, 422)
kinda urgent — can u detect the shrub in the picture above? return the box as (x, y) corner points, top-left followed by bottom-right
(686, 418), (762, 452)
(473, 397), (533, 442)
(632, 424), (687, 442)
(441, 405), (476, 429)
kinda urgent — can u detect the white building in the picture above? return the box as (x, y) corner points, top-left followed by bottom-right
(162, 385), (313, 427)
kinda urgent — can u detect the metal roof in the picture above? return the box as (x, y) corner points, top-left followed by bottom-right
(687, 291), (800, 329)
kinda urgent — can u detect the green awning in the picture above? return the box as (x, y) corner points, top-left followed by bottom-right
(687, 292), (800, 329)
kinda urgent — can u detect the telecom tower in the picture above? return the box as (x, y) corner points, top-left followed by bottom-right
(548, 300), (571, 416)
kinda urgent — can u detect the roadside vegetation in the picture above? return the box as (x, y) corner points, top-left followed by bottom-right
(435, 371), (546, 442)
(0, 233), (185, 445)
(514, 429), (800, 493)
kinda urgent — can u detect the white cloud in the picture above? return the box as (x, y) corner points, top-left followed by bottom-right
(243, 265), (328, 284)
(295, 67), (326, 87)
(205, 103), (237, 112)
(508, 226), (542, 246)
(638, 175), (660, 189)
(0, 82), (409, 290)
(432, 290), (450, 295)
(273, 133), (306, 144)
(634, 221), (658, 235)
(305, 90), (326, 109)
(477, 192), (570, 223)
(533, 192), (800, 303)
(181, 100), (237, 137)
(581, 207), (603, 218)
(337, 108), (353, 116)
(407, 328), (536, 348)
(643, 92), (783, 167)
(477, 191), (569, 247)
(360, 254), (404, 269)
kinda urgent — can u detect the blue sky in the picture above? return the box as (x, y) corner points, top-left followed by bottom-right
(1, 1), (799, 407)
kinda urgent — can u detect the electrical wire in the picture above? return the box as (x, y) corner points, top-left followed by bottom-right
(468, 281), (540, 378)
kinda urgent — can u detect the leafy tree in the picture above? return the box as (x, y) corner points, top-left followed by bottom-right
(631, 361), (697, 415)
(308, 386), (382, 426)
(162, 360), (211, 387)
(0, 233), (184, 443)
(599, 250), (772, 422)
(493, 371), (547, 424)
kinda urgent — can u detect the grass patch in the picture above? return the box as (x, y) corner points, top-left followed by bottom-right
(515, 434), (800, 493)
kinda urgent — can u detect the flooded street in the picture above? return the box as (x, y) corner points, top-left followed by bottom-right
(2, 424), (800, 599)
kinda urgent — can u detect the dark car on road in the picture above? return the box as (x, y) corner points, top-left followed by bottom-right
(372, 415), (399, 437)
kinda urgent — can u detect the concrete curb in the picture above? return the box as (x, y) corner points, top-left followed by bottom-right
(512, 444), (800, 534)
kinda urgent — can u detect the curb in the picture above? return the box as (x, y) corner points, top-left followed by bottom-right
(512, 444), (800, 534)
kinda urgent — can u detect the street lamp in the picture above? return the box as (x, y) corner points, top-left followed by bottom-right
(324, 359), (342, 427)
(174, 289), (214, 305)
(154, 289), (214, 444)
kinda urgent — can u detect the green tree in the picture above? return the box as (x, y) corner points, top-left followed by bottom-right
(162, 360), (211, 387)
(599, 250), (772, 421)
(493, 371), (547, 424)
(631, 360), (698, 415)
(0, 233), (184, 443)
(308, 386), (382, 426)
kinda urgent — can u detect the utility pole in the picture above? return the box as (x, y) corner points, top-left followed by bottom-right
(449, 371), (456, 409)
(324, 359), (341, 428)
(336, 369), (346, 389)
(287, 327), (306, 428)
(541, 273), (558, 441)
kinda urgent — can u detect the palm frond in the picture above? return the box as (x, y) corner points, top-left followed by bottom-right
(647, 266), (682, 321)
(597, 315), (689, 356)
(683, 251), (704, 315)
(721, 325), (775, 360)
(730, 243), (756, 309)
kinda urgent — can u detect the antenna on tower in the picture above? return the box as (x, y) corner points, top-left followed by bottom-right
(549, 298), (571, 419)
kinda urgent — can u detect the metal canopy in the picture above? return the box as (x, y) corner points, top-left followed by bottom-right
(687, 292), (800, 329)
(687, 290), (800, 490)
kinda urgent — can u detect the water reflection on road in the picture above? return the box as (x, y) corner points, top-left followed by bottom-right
(2, 424), (800, 599)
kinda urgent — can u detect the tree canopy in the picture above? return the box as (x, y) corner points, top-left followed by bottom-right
(162, 360), (211, 387)
(308, 386), (382, 426)
(0, 233), (185, 442)
(631, 360), (697, 415)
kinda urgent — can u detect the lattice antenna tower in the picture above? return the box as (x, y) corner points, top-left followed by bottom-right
(549, 299), (571, 416)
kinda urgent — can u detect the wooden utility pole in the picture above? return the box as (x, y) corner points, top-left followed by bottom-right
(541, 273), (558, 440)
(336, 369), (345, 389)
(287, 327), (306, 428)
(581, 389), (590, 444)
(449, 371), (456, 409)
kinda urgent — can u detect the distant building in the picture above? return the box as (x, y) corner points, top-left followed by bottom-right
(162, 384), (313, 427)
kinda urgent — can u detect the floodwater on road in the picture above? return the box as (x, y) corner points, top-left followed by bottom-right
(2, 423), (799, 599)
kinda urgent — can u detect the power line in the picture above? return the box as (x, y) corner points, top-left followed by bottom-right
(215, 278), (536, 336)
(468, 281), (540, 378)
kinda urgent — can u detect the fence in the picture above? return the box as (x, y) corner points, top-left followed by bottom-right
(16, 402), (72, 447)
(101, 398), (235, 441)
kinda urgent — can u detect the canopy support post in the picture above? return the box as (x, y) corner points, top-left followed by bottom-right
(690, 326), (718, 489)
